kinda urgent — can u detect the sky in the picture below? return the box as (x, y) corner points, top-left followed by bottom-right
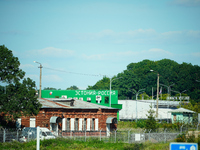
(0, 0), (200, 90)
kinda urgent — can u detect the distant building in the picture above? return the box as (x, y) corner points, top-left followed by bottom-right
(16, 98), (119, 136)
(118, 100), (180, 122)
(168, 108), (196, 124)
(41, 90), (122, 119)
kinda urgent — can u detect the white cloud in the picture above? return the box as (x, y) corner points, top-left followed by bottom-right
(81, 48), (173, 62)
(191, 52), (200, 57)
(43, 74), (63, 82)
(72, 29), (200, 44)
(171, 0), (200, 6)
(27, 47), (75, 58)
(20, 64), (35, 69)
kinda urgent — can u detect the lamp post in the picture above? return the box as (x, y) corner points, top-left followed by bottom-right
(132, 88), (145, 122)
(171, 89), (187, 107)
(34, 61), (42, 99)
(109, 77), (122, 107)
(150, 70), (159, 118)
(160, 83), (175, 97)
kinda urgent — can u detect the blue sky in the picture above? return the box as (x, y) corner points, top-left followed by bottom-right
(0, 0), (200, 90)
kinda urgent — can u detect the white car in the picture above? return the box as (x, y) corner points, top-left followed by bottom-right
(19, 127), (56, 142)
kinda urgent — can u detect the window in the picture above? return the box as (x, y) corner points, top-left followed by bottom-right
(30, 118), (35, 127)
(75, 118), (79, 131)
(83, 118), (87, 131)
(87, 97), (91, 102)
(92, 118), (95, 131)
(96, 96), (101, 103)
(67, 118), (70, 131)
(105, 96), (109, 104)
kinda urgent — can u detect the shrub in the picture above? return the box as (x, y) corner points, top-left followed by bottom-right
(175, 134), (186, 142)
(136, 120), (146, 128)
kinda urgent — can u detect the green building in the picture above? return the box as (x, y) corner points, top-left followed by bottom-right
(41, 90), (122, 119)
(169, 108), (196, 124)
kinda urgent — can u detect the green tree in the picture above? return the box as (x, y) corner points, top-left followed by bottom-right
(0, 45), (41, 121)
(145, 105), (158, 132)
(0, 45), (25, 83)
(44, 87), (57, 90)
(66, 85), (79, 90)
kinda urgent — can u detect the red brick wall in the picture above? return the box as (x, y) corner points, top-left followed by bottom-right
(20, 108), (118, 131)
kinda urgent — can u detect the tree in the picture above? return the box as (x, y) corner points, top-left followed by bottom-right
(145, 105), (158, 132)
(0, 45), (41, 122)
(43, 87), (57, 90)
(0, 45), (25, 83)
(66, 85), (79, 90)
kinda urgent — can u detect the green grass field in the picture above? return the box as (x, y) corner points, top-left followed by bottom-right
(0, 138), (170, 150)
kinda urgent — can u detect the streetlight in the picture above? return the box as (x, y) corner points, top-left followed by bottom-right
(34, 61), (42, 98)
(109, 77), (123, 107)
(150, 70), (159, 118)
(160, 83), (175, 97)
(131, 88), (145, 122)
(171, 89), (187, 107)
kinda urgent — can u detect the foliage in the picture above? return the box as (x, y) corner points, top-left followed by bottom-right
(0, 45), (41, 123)
(87, 59), (200, 102)
(0, 45), (25, 83)
(66, 85), (79, 90)
(175, 133), (186, 142)
(0, 138), (170, 150)
(145, 105), (158, 132)
(43, 87), (57, 90)
(136, 120), (146, 128)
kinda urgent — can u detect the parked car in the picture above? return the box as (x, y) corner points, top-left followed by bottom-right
(19, 127), (55, 142)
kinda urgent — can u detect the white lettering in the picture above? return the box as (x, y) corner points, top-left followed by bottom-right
(75, 91), (80, 95)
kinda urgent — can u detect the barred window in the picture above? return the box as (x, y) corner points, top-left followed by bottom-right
(92, 118), (95, 131)
(83, 118), (87, 131)
(67, 118), (70, 131)
(75, 118), (79, 131)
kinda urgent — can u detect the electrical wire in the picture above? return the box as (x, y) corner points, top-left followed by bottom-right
(43, 66), (105, 77)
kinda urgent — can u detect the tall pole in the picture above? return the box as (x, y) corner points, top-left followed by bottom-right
(34, 61), (42, 99)
(110, 78), (111, 107)
(39, 64), (42, 99)
(109, 77), (122, 107)
(156, 73), (159, 118)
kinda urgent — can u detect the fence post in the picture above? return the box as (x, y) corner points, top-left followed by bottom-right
(17, 129), (19, 141)
(148, 129), (152, 141)
(100, 129), (102, 141)
(115, 130), (117, 143)
(85, 130), (86, 142)
(3, 129), (6, 143)
(180, 125), (183, 133)
(128, 129), (130, 143)
(164, 129), (167, 143)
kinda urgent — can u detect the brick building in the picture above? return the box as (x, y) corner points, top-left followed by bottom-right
(17, 98), (119, 136)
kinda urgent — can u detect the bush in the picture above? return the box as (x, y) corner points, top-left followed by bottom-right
(187, 134), (195, 143)
(136, 120), (146, 128)
(175, 134), (186, 142)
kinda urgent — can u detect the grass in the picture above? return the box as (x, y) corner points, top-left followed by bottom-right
(0, 138), (171, 150)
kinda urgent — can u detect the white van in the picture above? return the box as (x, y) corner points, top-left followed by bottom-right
(19, 127), (56, 142)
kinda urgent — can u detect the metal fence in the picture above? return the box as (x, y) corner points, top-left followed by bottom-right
(108, 129), (180, 143)
(0, 128), (22, 142)
(0, 128), (197, 143)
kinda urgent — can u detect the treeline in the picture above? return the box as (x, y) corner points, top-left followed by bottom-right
(87, 59), (200, 103)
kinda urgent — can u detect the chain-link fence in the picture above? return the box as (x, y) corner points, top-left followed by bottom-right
(0, 126), (199, 143)
(0, 128), (22, 142)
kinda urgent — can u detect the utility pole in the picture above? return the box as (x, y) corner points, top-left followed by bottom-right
(156, 73), (159, 118)
(34, 61), (42, 99)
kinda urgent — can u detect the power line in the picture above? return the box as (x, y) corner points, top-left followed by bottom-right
(43, 66), (105, 77)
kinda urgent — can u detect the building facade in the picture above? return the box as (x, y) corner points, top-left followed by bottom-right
(17, 98), (119, 136)
(42, 90), (122, 119)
